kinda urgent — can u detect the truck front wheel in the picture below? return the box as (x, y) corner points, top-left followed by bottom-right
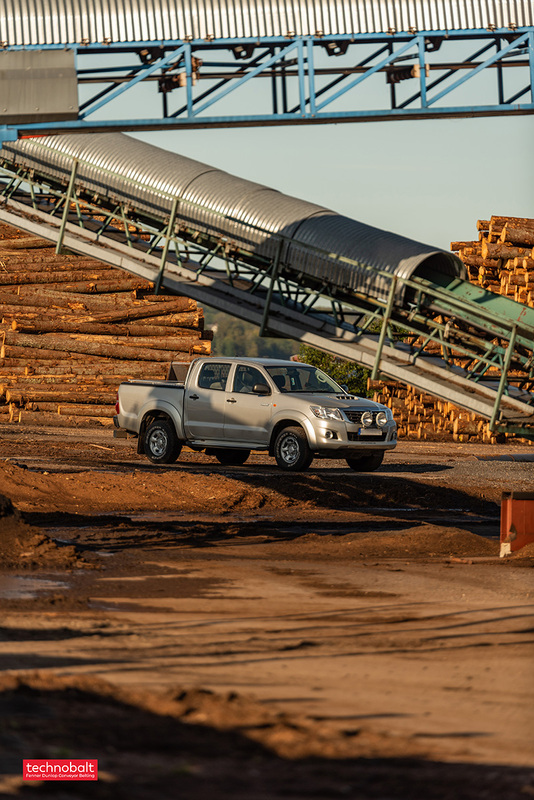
(274, 426), (313, 472)
(144, 420), (182, 464)
(345, 452), (384, 472)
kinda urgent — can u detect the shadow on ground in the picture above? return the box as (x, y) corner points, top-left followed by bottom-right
(0, 674), (531, 800)
(24, 517), (500, 558)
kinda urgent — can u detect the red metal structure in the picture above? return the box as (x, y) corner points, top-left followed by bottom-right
(500, 491), (534, 556)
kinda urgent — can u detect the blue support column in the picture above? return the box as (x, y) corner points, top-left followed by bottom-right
(307, 38), (316, 116)
(184, 43), (194, 116)
(417, 35), (427, 108)
(297, 39), (306, 115)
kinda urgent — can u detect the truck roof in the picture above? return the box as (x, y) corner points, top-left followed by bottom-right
(197, 356), (303, 367)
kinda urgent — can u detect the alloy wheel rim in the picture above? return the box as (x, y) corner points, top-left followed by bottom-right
(149, 429), (167, 457)
(281, 434), (299, 464)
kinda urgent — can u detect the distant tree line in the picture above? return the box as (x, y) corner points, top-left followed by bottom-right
(298, 346), (370, 397)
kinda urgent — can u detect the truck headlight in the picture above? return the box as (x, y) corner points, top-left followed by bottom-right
(376, 411), (388, 427)
(310, 406), (343, 421)
(361, 410), (374, 427)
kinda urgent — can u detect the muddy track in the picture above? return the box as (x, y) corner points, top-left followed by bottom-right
(1, 426), (534, 799)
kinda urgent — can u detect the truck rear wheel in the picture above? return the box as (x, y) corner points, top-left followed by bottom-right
(274, 426), (313, 472)
(214, 449), (250, 466)
(345, 452), (384, 472)
(144, 420), (182, 464)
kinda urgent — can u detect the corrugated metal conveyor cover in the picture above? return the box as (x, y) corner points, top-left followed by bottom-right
(1, 0), (532, 43)
(1, 133), (220, 218)
(285, 213), (465, 302)
(0, 132), (465, 304)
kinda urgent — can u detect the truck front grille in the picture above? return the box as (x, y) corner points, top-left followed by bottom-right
(344, 408), (376, 425)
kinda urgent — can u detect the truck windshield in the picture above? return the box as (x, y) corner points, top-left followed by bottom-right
(266, 365), (343, 393)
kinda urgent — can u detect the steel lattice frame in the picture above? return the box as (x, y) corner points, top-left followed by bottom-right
(1, 160), (534, 438)
(0, 28), (533, 140)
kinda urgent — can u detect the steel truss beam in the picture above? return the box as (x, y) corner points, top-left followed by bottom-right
(0, 160), (533, 438)
(0, 28), (532, 139)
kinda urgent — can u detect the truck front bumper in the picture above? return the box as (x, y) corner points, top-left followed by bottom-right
(308, 418), (397, 454)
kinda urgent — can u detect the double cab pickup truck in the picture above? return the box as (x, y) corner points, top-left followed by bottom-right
(114, 357), (397, 472)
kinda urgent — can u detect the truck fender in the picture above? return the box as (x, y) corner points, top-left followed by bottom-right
(269, 412), (319, 451)
(137, 400), (185, 441)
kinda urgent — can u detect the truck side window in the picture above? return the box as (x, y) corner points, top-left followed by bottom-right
(233, 366), (264, 394)
(270, 372), (287, 392)
(198, 362), (230, 391)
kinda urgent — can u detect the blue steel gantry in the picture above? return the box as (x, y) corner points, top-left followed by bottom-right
(0, 0), (533, 139)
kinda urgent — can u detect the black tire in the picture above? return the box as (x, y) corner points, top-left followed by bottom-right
(144, 419), (182, 464)
(274, 426), (313, 472)
(345, 452), (384, 472)
(214, 449), (250, 466)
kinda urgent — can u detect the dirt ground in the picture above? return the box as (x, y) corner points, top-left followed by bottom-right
(0, 425), (533, 799)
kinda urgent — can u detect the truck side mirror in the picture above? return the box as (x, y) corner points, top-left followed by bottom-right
(253, 383), (271, 395)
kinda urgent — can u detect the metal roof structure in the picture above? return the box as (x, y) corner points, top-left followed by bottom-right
(3, 1), (533, 44)
(0, 0), (532, 136)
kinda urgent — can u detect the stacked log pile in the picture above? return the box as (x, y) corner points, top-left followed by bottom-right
(370, 215), (534, 443)
(451, 216), (534, 304)
(0, 223), (211, 428)
(368, 380), (503, 444)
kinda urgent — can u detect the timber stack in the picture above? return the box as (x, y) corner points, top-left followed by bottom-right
(370, 215), (534, 443)
(0, 223), (211, 428)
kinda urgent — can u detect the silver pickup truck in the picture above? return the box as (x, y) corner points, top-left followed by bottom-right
(114, 357), (397, 471)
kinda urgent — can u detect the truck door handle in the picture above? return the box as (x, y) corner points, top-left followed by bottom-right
(226, 398), (237, 403)
(189, 394), (199, 400)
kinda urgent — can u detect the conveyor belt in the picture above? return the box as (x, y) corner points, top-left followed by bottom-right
(0, 133), (533, 438)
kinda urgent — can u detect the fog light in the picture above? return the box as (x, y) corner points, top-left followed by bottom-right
(361, 411), (374, 427)
(376, 410), (388, 427)
(325, 430), (333, 439)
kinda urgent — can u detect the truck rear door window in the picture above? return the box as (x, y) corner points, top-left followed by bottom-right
(197, 362), (231, 391)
